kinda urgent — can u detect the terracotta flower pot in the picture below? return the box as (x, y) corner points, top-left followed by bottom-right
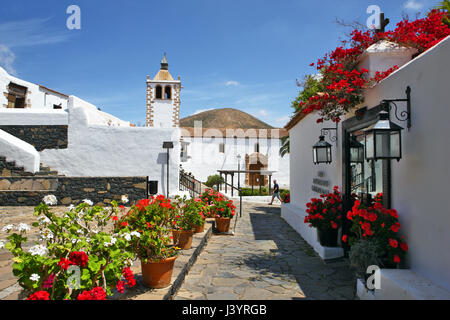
(215, 217), (231, 233)
(141, 256), (177, 289)
(194, 223), (205, 233)
(172, 229), (194, 250)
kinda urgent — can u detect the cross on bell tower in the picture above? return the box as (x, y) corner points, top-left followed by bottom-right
(376, 12), (390, 33)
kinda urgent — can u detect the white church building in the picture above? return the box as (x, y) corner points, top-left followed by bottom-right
(145, 55), (290, 189)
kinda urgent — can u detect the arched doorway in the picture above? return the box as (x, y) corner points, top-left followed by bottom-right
(245, 153), (268, 186)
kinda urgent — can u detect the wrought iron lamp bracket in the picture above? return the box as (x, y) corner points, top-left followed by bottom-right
(320, 126), (338, 144)
(381, 86), (412, 130)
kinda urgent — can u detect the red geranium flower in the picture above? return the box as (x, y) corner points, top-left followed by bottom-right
(27, 291), (50, 300)
(69, 251), (89, 267)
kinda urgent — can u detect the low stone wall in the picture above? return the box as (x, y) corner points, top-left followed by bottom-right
(0, 177), (58, 191)
(0, 176), (148, 206)
(0, 125), (68, 151)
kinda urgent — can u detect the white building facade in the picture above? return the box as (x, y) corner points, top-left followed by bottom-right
(179, 126), (290, 189)
(282, 36), (450, 299)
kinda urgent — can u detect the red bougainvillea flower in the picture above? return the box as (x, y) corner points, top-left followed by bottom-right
(69, 251), (89, 268)
(58, 258), (73, 270)
(27, 291), (50, 300)
(112, 216), (119, 221)
(342, 235), (348, 242)
(394, 255), (401, 264)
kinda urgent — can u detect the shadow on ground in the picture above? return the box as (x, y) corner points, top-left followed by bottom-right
(241, 205), (355, 300)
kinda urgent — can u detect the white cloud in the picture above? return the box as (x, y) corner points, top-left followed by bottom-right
(0, 18), (71, 75)
(225, 80), (240, 87)
(0, 44), (16, 75)
(404, 0), (424, 11)
(0, 18), (71, 48)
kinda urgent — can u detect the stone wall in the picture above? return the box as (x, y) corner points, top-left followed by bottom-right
(0, 125), (68, 151)
(0, 176), (148, 206)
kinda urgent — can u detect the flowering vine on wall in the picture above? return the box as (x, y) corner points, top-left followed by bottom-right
(299, 9), (450, 124)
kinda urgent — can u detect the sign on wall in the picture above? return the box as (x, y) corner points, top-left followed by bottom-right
(311, 171), (330, 195)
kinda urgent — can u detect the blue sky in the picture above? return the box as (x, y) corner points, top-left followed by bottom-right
(0, 0), (441, 127)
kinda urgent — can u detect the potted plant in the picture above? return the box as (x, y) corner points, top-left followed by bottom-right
(170, 201), (196, 250)
(214, 199), (236, 233)
(118, 195), (179, 289)
(304, 186), (343, 247)
(183, 197), (208, 233)
(343, 193), (409, 271)
(1, 196), (136, 300)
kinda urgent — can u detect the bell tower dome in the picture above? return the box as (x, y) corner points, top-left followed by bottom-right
(146, 53), (182, 127)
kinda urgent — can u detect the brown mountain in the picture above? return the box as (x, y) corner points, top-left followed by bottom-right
(180, 108), (274, 129)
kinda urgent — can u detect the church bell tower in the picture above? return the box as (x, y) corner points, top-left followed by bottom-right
(146, 53), (181, 127)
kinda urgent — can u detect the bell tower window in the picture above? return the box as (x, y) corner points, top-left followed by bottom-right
(155, 85), (162, 99)
(165, 86), (172, 99)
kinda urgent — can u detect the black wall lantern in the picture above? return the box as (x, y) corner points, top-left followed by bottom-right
(364, 111), (403, 162)
(349, 136), (364, 163)
(313, 136), (332, 164)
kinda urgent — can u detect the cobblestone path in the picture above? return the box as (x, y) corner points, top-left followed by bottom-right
(174, 203), (355, 300)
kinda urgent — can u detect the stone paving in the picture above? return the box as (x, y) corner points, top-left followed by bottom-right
(174, 203), (355, 300)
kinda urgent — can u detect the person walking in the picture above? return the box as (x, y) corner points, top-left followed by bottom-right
(269, 179), (282, 205)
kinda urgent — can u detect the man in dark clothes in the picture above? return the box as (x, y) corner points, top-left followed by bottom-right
(269, 179), (282, 205)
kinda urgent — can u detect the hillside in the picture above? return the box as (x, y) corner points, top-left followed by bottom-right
(180, 108), (274, 129)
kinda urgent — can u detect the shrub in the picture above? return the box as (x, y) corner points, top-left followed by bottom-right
(204, 175), (224, 188)
(304, 186), (343, 231)
(1, 197), (135, 300)
(200, 188), (236, 219)
(117, 195), (179, 263)
(172, 196), (207, 229)
(349, 239), (382, 279)
(343, 193), (408, 267)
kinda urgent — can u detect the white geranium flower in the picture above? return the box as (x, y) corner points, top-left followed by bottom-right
(0, 240), (5, 249)
(39, 230), (54, 241)
(67, 204), (75, 211)
(30, 274), (40, 282)
(2, 224), (14, 232)
(43, 195), (57, 206)
(29, 245), (48, 256)
(16, 223), (31, 232)
(121, 195), (129, 204)
(83, 199), (93, 206)
(38, 216), (51, 225)
(71, 239), (79, 244)
(122, 233), (131, 241)
(130, 231), (141, 238)
(104, 236), (117, 247)
(91, 228), (99, 234)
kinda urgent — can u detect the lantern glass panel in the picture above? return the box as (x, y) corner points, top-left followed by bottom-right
(365, 131), (374, 159)
(317, 147), (328, 163)
(390, 131), (401, 158)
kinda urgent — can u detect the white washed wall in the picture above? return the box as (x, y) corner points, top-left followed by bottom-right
(40, 96), (181, 196)
(289, 114), (342, 210)
(362, 36), (450, 290)
(0, 129), (40, 173)
(0, 66), (68, 111)
(180, 132), (290, 188)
